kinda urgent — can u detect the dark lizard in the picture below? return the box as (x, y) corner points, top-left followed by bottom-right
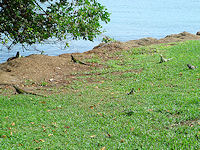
(13, 85), (46, 97)
(71, 55), (88, 65)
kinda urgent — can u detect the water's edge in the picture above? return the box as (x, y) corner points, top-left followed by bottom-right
(1, 31), (200, 64)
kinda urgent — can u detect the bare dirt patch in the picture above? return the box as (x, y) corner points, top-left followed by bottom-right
(1, 31), (200, 95)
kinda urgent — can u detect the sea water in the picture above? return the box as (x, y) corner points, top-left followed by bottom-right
(0, 0), (200, 63)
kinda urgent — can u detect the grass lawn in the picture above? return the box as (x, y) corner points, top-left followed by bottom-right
(0, 40), (199, 149)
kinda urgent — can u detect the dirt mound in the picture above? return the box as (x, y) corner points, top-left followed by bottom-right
(0, 54), (92, 85)
(0, 31), (200, 94)
(124, 31), (200, 49)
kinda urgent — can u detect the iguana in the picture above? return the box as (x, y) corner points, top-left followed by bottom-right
(159, 54), (173, 63)
(71, 55), (88, 65)
(187, 64), (197, 70)
(7, 51), (21, 61)
(13, 85), (46, 97)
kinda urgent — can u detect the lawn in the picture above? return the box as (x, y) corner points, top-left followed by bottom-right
(0, 40), (199, 149)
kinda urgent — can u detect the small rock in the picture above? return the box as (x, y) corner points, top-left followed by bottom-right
(120, 139), (125, 143)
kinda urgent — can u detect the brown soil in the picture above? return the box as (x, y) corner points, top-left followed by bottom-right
(1, 31), (200, 95)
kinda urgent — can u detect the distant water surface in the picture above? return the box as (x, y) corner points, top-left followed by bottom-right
(1, 0), (200, 63)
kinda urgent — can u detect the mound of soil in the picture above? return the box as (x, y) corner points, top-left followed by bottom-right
(0, 31), (200, 95)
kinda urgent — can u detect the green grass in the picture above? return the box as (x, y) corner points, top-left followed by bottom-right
(0, 40), (199, 149)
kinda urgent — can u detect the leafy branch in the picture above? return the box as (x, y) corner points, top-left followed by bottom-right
(0, 0), (110, 50)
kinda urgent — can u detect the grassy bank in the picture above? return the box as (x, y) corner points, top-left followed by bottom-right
(0, 40), (199, 149)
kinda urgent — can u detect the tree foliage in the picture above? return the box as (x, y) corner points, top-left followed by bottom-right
(0, 0), (110, 48)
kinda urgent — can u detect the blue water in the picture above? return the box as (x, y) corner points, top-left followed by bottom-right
(1, 0), (200, 63)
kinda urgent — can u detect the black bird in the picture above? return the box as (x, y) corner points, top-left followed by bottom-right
(187, 64), (197, 70)
(7, 51), (20, 61)
(127, 88), (135, 95)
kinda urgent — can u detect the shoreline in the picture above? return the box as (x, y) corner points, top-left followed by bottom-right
(86, 31), (200, 54)
(1, 31), (200, 64)
(0, 31), (200, 89)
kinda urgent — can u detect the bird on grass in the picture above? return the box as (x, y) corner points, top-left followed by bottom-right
(71, 55), (88, 65)
(159, 54), (173, 63)
(187, 64), (197, 70)
(127, 88), (135, 95)
(13, 85), (46, 97)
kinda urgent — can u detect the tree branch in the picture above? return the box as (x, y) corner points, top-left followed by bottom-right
(33, 0), (49, 16)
